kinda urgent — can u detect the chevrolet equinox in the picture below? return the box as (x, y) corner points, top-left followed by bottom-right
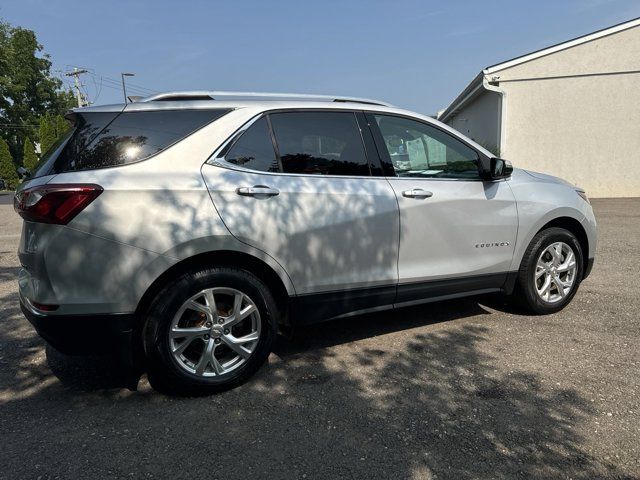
(15, 91), (597, 394)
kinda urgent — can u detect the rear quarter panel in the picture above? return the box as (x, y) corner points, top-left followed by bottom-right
(22, 107), (295, 315)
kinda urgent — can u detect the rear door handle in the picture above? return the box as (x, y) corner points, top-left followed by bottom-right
(402, 188), (433, 199)
(236, 185), (280, 198)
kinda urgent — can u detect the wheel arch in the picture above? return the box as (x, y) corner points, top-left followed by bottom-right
(135, 250), (292, 324)
(534, 216), (590, 278)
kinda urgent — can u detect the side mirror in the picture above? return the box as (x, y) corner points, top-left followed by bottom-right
(488, 157), (513, 180)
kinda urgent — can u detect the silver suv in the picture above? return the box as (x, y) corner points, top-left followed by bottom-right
(15, 91), (597, 394)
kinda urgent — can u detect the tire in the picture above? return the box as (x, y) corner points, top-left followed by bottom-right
(143, 266), (278, 396)
(513, 227), (584, 314)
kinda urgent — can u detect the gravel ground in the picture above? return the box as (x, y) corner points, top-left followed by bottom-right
(0, 199), (638, 479)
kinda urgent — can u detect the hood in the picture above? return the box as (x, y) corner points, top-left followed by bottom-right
(522, 169), (576, 188)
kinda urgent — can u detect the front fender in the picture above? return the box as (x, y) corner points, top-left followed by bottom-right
(508, 170), (594, 271)
(509, 206), (586, 272)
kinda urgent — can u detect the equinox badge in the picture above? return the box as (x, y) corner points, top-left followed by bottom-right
(475, 242), (511, 248)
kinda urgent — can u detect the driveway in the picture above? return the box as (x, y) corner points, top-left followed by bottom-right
(0, 199), (638, 479)
(0, 191), (14, 205)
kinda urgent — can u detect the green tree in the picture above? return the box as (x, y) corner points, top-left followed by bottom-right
(55, 114), (71, 137)
(23, 136), (38, 172)
(38, 113), (71, 155)
(39, 114), (58, 156)
(0, 19), (75, 163)
(0, 138), (18, 189)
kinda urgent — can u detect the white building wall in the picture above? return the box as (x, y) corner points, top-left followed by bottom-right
(501, 73), (640, 197)
(447, 91), (501, 155)
(448, 23), (640, 197)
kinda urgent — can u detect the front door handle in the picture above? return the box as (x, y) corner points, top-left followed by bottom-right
(402, 188), (433, 199)
(236, 185), (280, 199)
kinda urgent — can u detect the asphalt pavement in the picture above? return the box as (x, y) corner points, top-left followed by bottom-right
(0, 199), (638, 479)
(0, 191), (14, 205)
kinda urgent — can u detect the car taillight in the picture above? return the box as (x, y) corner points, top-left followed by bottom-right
(31, 301), (59, 312)
(14, 184), (103, 225)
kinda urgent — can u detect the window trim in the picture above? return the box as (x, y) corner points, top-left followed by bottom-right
(209, 108), (381, 179)
(363, 111), (492, 182)
(264, 114), (284, 172)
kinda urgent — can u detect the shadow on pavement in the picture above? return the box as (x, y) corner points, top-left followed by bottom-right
(0, 289), (626, 479)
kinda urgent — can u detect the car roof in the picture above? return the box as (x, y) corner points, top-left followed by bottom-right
(70, 98), (437, 132)
(75, 100), (400, 114)
(141, 91), (395, 106)
(67, 91), (494, 158)
(71, 90), (396, 114)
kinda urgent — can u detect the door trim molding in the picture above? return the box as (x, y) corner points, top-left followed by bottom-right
(289, 272), (512, 325)
(395, 272), (506, 304)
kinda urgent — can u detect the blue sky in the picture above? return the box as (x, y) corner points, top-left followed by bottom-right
(2, 0), (639, 115)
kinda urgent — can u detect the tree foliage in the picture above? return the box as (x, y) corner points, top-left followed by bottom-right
(23, 136), (38, 172)
(39, 113), (71, 156)
(39, 114), (58, 156)
(0, 138), (18, 189)
(0, 19), (75, 164)
(55, 114), (71, 137)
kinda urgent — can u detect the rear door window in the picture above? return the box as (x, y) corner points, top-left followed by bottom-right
(269, 111), (370, 176)
(42, 109), (230, 175)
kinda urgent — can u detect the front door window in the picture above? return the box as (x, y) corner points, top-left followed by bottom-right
(374, 115), (480, 179)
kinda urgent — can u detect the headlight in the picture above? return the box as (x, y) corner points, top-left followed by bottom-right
(575, 189), (590, 204)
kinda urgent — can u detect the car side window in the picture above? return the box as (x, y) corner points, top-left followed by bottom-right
(269, 111), (370, 176)
(50, 110), (229, 174)
(374, 115), (480, 179)
(224, 117), (280, 172)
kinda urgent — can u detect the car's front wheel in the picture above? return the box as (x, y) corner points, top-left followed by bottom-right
(143, 266), (277, 395)
(514, 227), (584, 314)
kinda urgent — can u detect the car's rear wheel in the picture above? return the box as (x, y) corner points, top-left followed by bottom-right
(514, 227), (584, 314)
(143, 267), (277, 395)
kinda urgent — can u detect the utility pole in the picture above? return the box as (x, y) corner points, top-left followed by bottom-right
(121, 73), (135, 103)
(65, 68), (89, 107)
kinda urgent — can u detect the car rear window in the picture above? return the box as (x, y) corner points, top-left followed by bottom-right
(33, 109), (230, 177)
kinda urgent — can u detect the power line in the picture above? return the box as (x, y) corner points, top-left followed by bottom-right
(71, 67), (157, 94)
(90, 73), (103, 103)
(93, 80), (152, 96)
(96, 75), (157, 95)
(58, 65), (159, 105)
(100, 74), (157, 93)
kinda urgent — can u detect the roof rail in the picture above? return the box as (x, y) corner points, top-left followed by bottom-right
(139, 91), (393, 107)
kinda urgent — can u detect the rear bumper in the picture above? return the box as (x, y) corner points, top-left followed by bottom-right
(20, 298), (135, 355)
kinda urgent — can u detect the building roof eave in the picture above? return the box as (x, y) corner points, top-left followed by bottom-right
(437, 72), (485, 123)
(438, 16), (640, 122)
(485, 16), (640, 74)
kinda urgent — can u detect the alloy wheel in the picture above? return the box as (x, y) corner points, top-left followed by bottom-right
(534, 241), (578, 304)
(169, 287), (261, 377)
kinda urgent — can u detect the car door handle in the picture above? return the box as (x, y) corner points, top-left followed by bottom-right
(402, 188), (433, 199)
(236, 185), (280, 198)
